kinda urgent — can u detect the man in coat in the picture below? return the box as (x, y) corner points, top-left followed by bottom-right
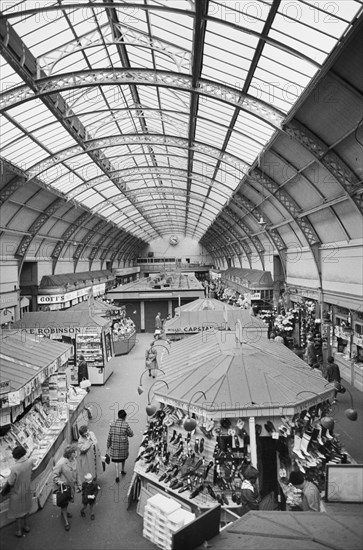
(324, 355), (342, 401)
(77, 354), (89, 391)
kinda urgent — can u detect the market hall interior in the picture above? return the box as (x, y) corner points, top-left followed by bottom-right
(1, 1), (363, 549)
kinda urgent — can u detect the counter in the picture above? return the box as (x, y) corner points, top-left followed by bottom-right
(113, 329), (137, 356)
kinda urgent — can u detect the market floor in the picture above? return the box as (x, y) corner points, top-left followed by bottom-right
(1, 334), (362, 550)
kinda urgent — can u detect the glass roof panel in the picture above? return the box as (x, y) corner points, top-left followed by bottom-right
(1, 0), (362, 243)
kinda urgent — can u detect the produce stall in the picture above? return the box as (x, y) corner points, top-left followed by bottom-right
(0, 330), (88, 527)
(70, 298), (136, 355)
(12, 311), (114, 385)
(130, 328), (348, 526)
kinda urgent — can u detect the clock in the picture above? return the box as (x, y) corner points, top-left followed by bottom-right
(169, 235), (179, 246)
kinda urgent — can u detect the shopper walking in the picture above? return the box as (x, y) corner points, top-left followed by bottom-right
(324, 356), (342, 401)
(77, 425), (103, 481)
(80, 473), (100, 520)
(106, 409), (134, 482)
(145, 341), (158, 378)
(6, 445), (37, 538)
(53, 445), (81, 531)
(77, 354), (90, 391)
(289, 471), (321, 512)
(304, 335), (318, 368)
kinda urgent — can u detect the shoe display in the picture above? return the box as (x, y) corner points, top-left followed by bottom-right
(206, 484), (217, 500)
(190, 484), (204, 499)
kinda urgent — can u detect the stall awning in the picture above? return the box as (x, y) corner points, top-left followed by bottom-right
(208, 511), (363, 550)
(155, 330), (333, 417)
(174, 298), (235, 313)
(165, 309), (267, 333)
(223, 268), (274, 288)
(39, 269), (113, 290)
(12, 310), (111, 334)
(70, 298), (124, 316)
(20, 297), (29, 308)
(0, 331), (72, 393)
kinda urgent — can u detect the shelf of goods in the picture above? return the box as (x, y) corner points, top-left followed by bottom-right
(0, 386), (87, 528)
(77, 334), (104, 368)
(129, 328), (354, 522)
(275, 408), (355, 512)
(133, 407), (257, 516)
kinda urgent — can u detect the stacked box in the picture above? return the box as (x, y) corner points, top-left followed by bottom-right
(142, 493), (195, 550)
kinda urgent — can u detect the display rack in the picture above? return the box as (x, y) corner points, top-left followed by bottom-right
(133, 406), (257, 516)
(76, 334), (104, 367)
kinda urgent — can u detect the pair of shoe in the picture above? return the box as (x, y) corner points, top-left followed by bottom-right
(91, 514), (95, 520)
(65, 523), (70, 531)
(81, 510), (86, 517)
(115, 477), (120, 483)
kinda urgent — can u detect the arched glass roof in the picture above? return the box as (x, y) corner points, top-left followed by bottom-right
(1, 1), (362, 245)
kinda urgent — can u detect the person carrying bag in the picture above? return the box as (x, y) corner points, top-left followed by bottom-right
(145, 342), (158, 378)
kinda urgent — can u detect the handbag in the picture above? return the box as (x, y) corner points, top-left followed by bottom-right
(0, 481), (11, 497)
(334, 381), (346, 394)
(80, 378), (91, 389)
(54, 482), (72, 507)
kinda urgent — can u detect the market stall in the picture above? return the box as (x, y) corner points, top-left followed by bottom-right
(12, 311), (114, 385)
(0, 330), (87, 527)
(70, 299), (136, 355)
(130, 328), (349, 528)
(164, 298), (268, 341)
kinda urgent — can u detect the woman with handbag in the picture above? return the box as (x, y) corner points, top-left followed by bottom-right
(77, 425), (102, 481)
(145, 342), (158, 378)
(6, 445), (37, 537)
(106, 409), (134, 482)
(53, 445), (81, 531)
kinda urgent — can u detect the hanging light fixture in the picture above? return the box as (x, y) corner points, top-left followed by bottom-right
(296, 386), (358, 425)
(137, 368), (165, 395)
(183, 391), (207, 432)
(341, 386), (358, 421)
(146, 380), (169, 417)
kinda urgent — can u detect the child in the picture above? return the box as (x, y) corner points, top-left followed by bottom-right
(80, 473), (100, 520)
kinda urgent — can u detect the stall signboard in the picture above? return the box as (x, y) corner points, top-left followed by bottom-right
(25, 326), (82, 336)
(167, 325), (218, 334)
(20, 326), (102, 339)
(37, 286), (94, 304)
